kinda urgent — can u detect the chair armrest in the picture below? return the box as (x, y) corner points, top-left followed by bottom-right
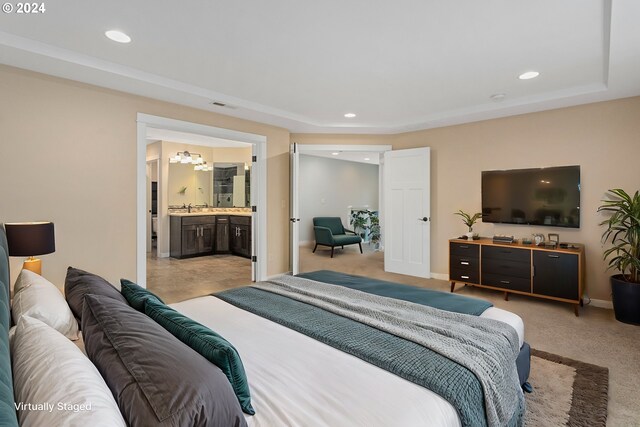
(313, 226), (334, 245)
(343, 228), (357, 235)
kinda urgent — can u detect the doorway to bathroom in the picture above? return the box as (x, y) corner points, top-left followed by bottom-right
(136, 114), (267, 303)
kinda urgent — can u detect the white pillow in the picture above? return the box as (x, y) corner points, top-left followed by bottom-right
(12, 269), (79, 340)
(11, 316), (126, 427)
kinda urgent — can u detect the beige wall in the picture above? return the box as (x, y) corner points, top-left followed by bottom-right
(0, 64), (291, 289)
(293, 96), (640, 301)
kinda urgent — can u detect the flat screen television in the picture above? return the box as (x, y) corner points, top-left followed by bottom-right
(481, 165), (580, 228)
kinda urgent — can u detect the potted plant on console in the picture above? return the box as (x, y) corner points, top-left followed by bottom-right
(454, 210), (483, 240)
(598, 188), (640, 325)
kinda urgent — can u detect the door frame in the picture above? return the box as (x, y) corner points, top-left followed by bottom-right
(290, 144), (392, 274)
(136, 113), (268, 287)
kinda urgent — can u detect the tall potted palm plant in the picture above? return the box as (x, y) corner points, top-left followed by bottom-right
(598, 188), (640, 325)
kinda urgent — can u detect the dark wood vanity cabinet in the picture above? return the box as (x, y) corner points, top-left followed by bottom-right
(230, 216), (251, 258)
(449, 238), (584, 315)
(171, 214), (252, 259)
(170, 216), (215, 258)
(215, 216), (230, 253)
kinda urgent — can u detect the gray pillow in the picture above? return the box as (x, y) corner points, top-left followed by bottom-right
(64, 267), (128, 321)
(81, 294), (247, 427)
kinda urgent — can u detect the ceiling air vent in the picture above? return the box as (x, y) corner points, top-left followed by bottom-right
(210, 101), (238, 110)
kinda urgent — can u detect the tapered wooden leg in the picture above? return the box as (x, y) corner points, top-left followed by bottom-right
(504, 292), (509, 301)
(450, 282), (456, 292)
(312, 243), (318, 253)
(358, 242), (363, 254)
(580, 298), (584, 307)
(574, 304), (580, 317)
(342, 245), (344, 249)
(331, 247), (334, 258)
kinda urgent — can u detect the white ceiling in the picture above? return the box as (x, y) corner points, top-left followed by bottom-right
(302, 151), (381, 165)
(1, 0), (638, 134)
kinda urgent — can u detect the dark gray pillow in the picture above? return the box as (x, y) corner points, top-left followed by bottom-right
(64, 267), (128, 321)
(81, 294), (247, 427)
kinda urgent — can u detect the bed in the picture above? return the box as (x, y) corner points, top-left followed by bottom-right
(0, 223), (529, 427)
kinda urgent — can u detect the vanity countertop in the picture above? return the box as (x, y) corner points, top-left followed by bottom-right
(169, 211), (252, 217)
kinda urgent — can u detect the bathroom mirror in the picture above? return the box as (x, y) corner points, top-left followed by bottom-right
(213, 163), (251, 208)
(167, 163), (213, 207)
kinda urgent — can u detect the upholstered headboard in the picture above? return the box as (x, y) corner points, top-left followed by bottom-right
(0, 225), (19, 426)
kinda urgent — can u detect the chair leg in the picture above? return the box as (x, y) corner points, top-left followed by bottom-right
(312, 243), (318, 253)
(331, 247), (334, 258)
(342, 245), (344, 249)
(358, 242), (363, 254)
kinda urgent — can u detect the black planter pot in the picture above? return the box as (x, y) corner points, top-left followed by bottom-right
(611, 274), (640, 325)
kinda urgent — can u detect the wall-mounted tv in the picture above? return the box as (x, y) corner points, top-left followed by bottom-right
(482, 165), (580, 228)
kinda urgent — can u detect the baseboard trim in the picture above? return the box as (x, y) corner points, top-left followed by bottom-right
(431, 272), (449, 281)
(589, 298), (613, 309)
(298, 240), (312, 247)
(158, 252), (170, 258)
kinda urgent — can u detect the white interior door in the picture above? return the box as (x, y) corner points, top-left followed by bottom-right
(383, 147), (431, 278)
(146, 162), (152, 253)
(290, 143), (300, 275)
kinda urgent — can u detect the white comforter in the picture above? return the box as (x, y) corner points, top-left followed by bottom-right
(171, 296), (524, 427)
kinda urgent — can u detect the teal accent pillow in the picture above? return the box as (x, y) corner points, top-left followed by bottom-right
(119, 279), (163, 311)
(144, 298), (255, 415)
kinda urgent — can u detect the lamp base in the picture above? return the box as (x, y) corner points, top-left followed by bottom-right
(22, 257), (42, 276)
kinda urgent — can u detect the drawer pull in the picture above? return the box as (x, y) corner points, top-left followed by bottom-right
(459, 245), (469, 249)
(501, 250), (512, 254)
(548, 254), (560, 258)
(461, 275), (470, 279)
(460, 261), (470, 265)
(500, 280), (511, 284)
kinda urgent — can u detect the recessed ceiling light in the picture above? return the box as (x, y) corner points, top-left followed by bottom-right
(331, 152), (339, 156)
(518, 71), (539, 80)
(490, 93), (506, 102)
(364, 157), (370, 161)
(344, 113), (356, 118)
(105, 30), (131, 44)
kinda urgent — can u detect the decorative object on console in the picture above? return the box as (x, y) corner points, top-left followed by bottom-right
(492, 235), (515, 244)
(598, 188), (640, 325)
(548, 233), (560, 247)
(454, 210), (483, 240)
(4, 222), (55, 275)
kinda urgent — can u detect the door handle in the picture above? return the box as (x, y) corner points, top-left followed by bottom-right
(289, 218), (301, 223)
(418, 217), (430, 222)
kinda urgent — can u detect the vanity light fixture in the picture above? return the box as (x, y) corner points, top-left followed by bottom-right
(518, 71), (540, 80)
(364, 157), (371, 161)
(194, 161), (213, 172)
(169, 151), (204, 165)
(105, 30), (131, 44)
(331, 152), (339, 156)
(344, 113), (356, 118)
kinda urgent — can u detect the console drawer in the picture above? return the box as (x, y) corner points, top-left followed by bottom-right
(482, 273), (530, 293)
(450, 255), (480, 271)
(482, 245), (530, 263)
(450, 242), (479, 258)
(450, 269), (479, 284)
(482, 258), (531, 279)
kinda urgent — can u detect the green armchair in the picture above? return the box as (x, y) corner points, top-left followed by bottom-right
(312, 217), (363, 258)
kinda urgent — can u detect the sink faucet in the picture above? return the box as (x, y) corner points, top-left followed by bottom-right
(188, 203), (192, 213)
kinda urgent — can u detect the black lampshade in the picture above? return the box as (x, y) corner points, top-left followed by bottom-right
(5, 222), (56, 257)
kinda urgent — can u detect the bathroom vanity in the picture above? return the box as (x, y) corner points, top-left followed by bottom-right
(169, 213), (252, 259)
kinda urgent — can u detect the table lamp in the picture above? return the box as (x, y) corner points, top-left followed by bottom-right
(4, 222), (55, 275)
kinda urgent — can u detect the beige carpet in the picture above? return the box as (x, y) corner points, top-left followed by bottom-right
(526, 349), (608, 427)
